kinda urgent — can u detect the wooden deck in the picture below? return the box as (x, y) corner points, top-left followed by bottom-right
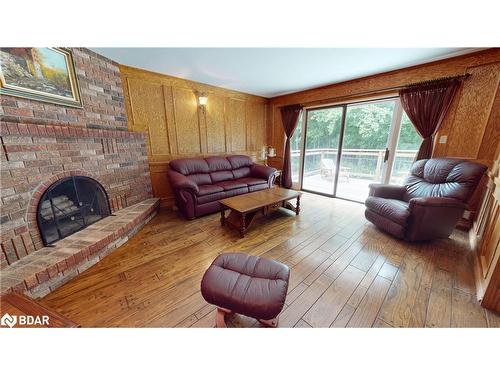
(40, 193), (500, 328)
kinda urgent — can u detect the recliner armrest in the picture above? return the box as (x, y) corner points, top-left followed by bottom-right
(368, 184), (406, 200)
(167, 170), (199, 195)
(251, 164), (277, 183)
(408, 197), (467, 209)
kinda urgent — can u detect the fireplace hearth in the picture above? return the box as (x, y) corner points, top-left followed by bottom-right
(37, 176), (111, 246)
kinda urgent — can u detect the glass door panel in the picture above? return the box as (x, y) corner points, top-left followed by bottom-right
(302, 106), (343, 195)
(336, 100), (395, 202)
(389, 112), (421, 184)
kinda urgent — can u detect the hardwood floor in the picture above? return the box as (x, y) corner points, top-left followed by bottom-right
(40, 192), (498, 327)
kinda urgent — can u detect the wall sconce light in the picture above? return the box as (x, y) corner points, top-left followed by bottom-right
(198, 94), (208, 107)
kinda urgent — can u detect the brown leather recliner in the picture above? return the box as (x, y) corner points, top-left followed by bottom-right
(365, 158), (487, 241)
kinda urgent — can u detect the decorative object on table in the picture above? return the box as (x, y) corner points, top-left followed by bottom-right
(259, 145), (276, 166)
(364, 157), (487, 241)
(0, 47), (82, 107)
(201, 252), (290, 328)
(219, 187), (301, 238)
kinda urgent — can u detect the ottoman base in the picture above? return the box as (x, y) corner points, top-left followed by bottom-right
(215, 307), (279, 328)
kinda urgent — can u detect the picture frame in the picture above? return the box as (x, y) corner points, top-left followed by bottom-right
(0, 47), (82, 108)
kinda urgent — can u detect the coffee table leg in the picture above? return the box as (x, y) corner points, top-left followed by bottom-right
(220, 208), (225, 226)
(296, 195), (301, 215)
(239, 213), (246, 238)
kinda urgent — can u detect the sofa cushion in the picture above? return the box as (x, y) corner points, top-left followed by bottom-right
(215, 180), (248, 191)
(205, 156), (232, 172)
(196, 191), (227, 204)
(211, 170), (234, 183)
(197, 185), (224, 196)
(236, 177), (267, 186)
(227, 155), (253, 169)
(170, 158), (209, 175)
(225, 187), (249, 197)
(249, 184), (268, 192)
(187, 173), (212, 186)
(365, 197), (410, 226)
(233, 167), (251, 179)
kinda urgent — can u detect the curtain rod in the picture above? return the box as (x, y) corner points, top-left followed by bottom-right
(297, 73), (471, 107)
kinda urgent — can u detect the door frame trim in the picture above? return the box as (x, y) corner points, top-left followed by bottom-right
(382, 98), (404, 184)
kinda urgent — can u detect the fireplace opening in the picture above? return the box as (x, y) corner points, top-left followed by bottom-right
(37, 176), (111, 246)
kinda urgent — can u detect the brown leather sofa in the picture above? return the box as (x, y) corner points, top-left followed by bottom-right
(167, 155), (277, 219)
(365, 158), (487, 241)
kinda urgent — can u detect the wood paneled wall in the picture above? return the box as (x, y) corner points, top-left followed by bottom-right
(120, 65), (268, 207)
(267, 49), (500, 171)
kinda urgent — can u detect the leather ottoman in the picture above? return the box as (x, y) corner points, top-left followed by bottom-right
(201, 253), (290, 327)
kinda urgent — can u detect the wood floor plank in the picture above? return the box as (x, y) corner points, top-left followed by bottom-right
(425, 268), (453, 328)
(408, 246), (435, 328)
(303, 258), (334, 286)
(279, 274), (334, 328)
(486, 309), (500, 328)
(303, 265), (365, 327)
(453, 252), (476, 295)
(330, 304), (356, 328)
(347, 255), (387, 308)
(285, 282), (309, 306)
(373, 318), (393, 328)
(294, 319), (313, 328)
(144, 291), (207, 327)
(347, 276), (392, 328)
(378, 262), (399, 281)
(287, 249), (331, 291)
(451, 289), (488, 327)
(377, 252), (426, 328)
(190, 310), (216, 328)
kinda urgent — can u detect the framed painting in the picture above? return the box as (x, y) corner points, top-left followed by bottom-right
(0, 47), (82, 107)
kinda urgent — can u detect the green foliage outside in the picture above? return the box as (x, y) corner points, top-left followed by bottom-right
(295, 101), (421, 151)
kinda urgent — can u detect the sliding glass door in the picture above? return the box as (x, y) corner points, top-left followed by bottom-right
(336, 99), (395, 201)
(297, 97), (420, 202)
(301, 106), (344, 195)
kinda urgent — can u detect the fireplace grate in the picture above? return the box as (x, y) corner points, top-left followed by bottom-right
(37, 176), (111, 246)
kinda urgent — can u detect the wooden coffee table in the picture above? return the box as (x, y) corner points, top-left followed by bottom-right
(219, 187), (302, 238)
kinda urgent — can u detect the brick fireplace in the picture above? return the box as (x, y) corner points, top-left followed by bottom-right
(0, 48), (158, 298)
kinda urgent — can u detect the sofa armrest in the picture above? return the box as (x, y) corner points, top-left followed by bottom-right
(167, 170), (199, 195)
(251, 164), (277, 184)
(408, 197), (467, 209)
(368, 184), (406, 200)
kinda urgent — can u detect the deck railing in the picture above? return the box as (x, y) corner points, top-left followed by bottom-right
(291, 148), (417, 182)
